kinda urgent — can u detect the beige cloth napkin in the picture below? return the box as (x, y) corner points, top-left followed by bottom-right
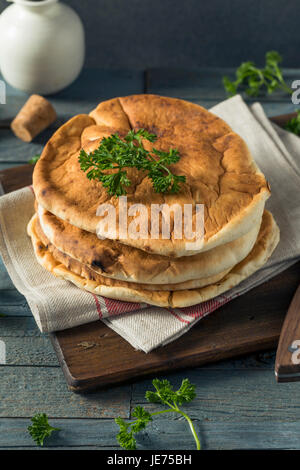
(0, 95), (299, 352)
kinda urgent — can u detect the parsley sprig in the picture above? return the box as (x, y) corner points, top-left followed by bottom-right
(28, 154), (40, 164)
(28, 413), (60, 446)
(284, 110), (300, 136)
(115, 378), (201, 450)
(79, 129), (186, 197)
(223, 51), (292, 97)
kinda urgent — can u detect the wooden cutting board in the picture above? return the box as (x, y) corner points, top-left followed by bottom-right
(1, 113), (299, 392)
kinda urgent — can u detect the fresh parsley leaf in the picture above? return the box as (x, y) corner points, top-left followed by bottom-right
(175, 378), (197, 404)
(115, 378), (200, 450)
(223, 76), (238, 96)
(115, 417), (135, 450)
(284, 110), (300, 136)
(223, 51), (292, 97)
(79, 129), (186, 197)
(29, 154), (41, 164)
(146, 378), (196, 406)
(28, 413), (60, 446)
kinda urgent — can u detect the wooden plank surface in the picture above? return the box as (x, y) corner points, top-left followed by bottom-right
(1, 67), (300, 449)
(1, 418), (300, 450)
(132, 368), (300, 422)
(0, 163), (33, 193)
(0, 367), (131, 418)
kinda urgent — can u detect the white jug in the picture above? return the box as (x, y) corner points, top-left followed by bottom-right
(0, 0), (85, 94)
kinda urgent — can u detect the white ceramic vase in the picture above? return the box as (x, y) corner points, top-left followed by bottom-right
(0, 0), (85, 94)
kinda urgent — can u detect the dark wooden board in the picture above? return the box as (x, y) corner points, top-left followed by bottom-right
(275, 285), (300, 382)
(1, 114), (299, 392)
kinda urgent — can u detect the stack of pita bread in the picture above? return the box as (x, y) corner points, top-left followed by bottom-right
(28, 94), (279, 308)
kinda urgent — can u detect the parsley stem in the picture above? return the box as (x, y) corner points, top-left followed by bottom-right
(151, 407), (201, 450)
(150, 409), (176, 417)
(160, 163), (172, 176)
(132, 406), (201, 450)
(278, 82), (293, 94)
(177, 410), (201, 450)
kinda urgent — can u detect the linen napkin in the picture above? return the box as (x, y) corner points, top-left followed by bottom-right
(0, 95), (299, 353)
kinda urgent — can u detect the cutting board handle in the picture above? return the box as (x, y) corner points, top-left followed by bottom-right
(275, 284), (300, 382)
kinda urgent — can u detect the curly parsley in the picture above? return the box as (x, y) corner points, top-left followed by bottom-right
(115, 378), (200, 450)
(28, 154), (41, 164)
(223, 51), (292, 97)
(284, 110), (300, 136)
(28, 413), (60, 446)
(79, 128), (186, 197)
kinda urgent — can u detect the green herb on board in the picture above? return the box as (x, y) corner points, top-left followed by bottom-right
(28, 413), (60, 446)
(28, 154), (41, 164)
(115, 378), (201, 450)
(223, 51), (292, 97)
(284, 110), (300, 136)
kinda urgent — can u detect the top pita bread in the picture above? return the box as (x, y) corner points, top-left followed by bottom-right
(33, 95), (270, 257)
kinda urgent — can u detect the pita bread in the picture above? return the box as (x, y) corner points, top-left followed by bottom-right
(33, 95), (270, 257)
(32, 214), (231, 291)
(37, 203), (262, 285)
(27, 211), (280, 308)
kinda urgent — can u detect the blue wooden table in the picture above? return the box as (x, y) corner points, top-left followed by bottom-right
(0, 68), (299, 450)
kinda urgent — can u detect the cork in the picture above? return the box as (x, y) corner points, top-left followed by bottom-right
(11, 94), (57, 142)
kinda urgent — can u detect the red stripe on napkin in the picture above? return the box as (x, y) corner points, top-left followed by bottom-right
(167, 309), (191, 324)
(92, 294), (103, 319)
(103, 296), (142, 316)
(180, 295), (232, 319)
